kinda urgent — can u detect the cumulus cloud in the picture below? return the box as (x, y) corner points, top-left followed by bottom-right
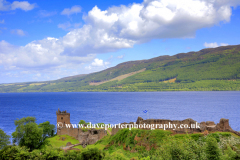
(61, 5), (81, 16)
(204, 42), (229, 48)
(85, 58), (110, 70)
(0, 40), (16, 54)
(0, 39), (96, 70)
(10, 29), (26, 36)
(0, 0), (36, 11)
(91, 58), (104, 66)
(60, 0), (239, 56)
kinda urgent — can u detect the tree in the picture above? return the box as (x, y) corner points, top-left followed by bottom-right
(12, 117), (44, 151)
(79, 120), (89, 126)
(39, 121), (55, 139)
(0, 128), (10, 150)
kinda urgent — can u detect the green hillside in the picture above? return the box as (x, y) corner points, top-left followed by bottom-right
(1, 44), (240, 92)
(2, 129), (240, 159)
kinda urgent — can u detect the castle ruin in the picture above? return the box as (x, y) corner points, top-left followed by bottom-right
(112, 117), (240, 136)
(56, 109), (240, 148)
(56, 109), (107, 147)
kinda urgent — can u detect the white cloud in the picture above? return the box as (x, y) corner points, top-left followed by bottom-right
(38, 10), (57, 18)
(0, 0), (36, 11)
(204, 42), (219, 48)
(10, 29), (26, 36)
(61, 5), (81, 16)
(91, 58), (104, 66)
(0, 19), (4, 23)
(0, 39), (96, 70)
(85, 58), (110, 70)
(204, 42), (229, 48)
(60, 24), (135, 56)
(0, 40), (16, 54)
(11, 1), (36, 11)
(220, 43), (229, 46)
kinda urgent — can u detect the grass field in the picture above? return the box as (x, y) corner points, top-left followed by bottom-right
(47, 135), (80, 148)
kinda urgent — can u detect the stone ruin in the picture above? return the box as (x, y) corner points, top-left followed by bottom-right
(56, 109), (107, 149)
(57, 109), (240, 150)
(112, 117), (240, 136)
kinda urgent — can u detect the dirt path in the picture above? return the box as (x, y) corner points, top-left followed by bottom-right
(89, 68), (146, 86)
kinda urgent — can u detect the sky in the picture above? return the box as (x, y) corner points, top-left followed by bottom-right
(0, 0), (240, 83)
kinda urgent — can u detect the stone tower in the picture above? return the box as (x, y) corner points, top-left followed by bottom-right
(56, 108), (71, 126)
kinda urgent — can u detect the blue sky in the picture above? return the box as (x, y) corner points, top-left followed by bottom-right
(0, 0), (240, 83)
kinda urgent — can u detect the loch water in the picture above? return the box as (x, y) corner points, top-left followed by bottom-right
(0, 91), (239, 136)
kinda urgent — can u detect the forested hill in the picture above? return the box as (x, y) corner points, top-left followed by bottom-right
(1, 44), (240, 92)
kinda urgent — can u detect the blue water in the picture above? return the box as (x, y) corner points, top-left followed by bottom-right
(0, 91), (239, 137)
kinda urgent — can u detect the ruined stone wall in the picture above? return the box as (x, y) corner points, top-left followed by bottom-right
(137, 117), (200, 133)
(76, 129), (107, 145)
(112, 117), (236, 136)
(56, 109), (238, 144)
(88, 134), (99, 145)
(97, 129), (108, 140)
(77, 131), (89, 144)
(58, 127), (81, 139)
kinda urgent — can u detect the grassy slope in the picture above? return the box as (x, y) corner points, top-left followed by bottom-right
(48, 129), (240, 159)
(47, 135), (80, 148)
(1, 45), (240, 92)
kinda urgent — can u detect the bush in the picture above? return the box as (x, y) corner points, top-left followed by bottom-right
(81, 148), (105, 160)
(206, 137), (221, 160)
(0, 145), (29, 160)
(222, 145), (237, 160)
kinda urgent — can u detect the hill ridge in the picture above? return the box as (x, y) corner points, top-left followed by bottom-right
(1, 44), (240, 92)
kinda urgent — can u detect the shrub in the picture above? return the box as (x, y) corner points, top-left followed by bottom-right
(206, 137), (221, 160)
(81, 148), (105, 160)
